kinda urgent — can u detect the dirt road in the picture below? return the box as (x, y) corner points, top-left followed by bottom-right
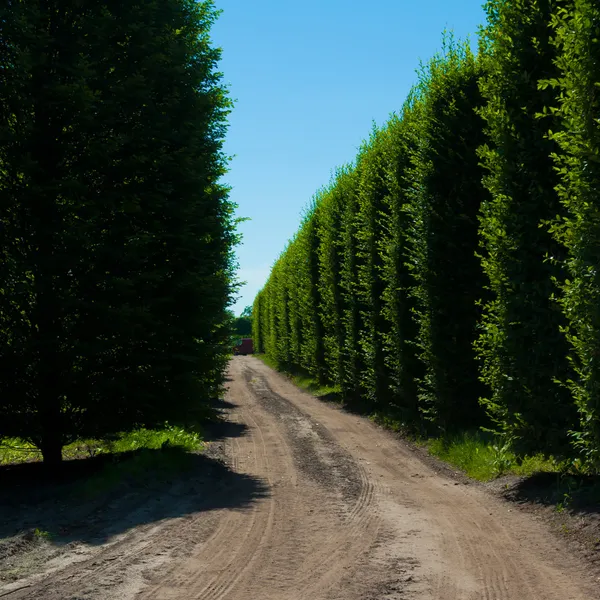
(1, 356), (597, 599)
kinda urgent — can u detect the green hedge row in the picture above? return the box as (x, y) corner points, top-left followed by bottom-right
(549, 0), (600, 471)
(0, 1), (236, 465)
(253, 1), (600, 473)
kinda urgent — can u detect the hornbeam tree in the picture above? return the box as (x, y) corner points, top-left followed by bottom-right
(0, 0), (236, 466)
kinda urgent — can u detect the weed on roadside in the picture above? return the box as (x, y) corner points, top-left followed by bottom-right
(427, 432), (559, 482)
(32, 528), (53, 541)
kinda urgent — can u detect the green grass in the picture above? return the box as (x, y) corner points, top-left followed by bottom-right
(366, 414), (561, 482)
(0, 424), (203, 466)
(290, 374), (341, 399)
(104, 424), (202, 454)
(0, 438), (39, 465)
(256, 353), (279, 371)
(427, 431), (560, 482)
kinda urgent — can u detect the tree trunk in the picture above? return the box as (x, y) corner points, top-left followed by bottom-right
(39, 375), (64, 469)
(31, 8), (66, 472)
(41, 432), (63, 468)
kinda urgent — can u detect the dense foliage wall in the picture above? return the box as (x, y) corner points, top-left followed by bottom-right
(317, 177), (347, 388)
(253, 2), (600, 473)
(476, 0), (577, 458)
(0, 0), (237, 465)
(407, 41), (488, 433)
(379, 108), (421, 427)
(548, 0), (600, 470)
(355, 132), (393, 411)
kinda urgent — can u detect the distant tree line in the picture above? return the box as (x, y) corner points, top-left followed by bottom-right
(0, 0), (238, 466)
(253, 0), (600, 474)
(231, 306), (253, 337)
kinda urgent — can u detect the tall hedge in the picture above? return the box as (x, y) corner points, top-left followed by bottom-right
(317, 180), (347, 387)
(549, 0), (600, 470)
(0, 0), (236, 465)
(355, 133), (393, 410)
(337, 168), (365, 403)
(406, 40), (488, 432)
(285, 240), (304, 368)
(252, 291), (265, 354)
(272, 259), (291, 369)
(476, 0), (577, 456)
(379, 105), (422, 425)
(296, 209), (326, 381)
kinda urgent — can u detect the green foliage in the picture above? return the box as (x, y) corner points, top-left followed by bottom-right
(0, 1), (236, 465)
(355, 131), (393, 409)
(252, 292), (265, 354)
(256, 201), (327, 382)
(232, 306), (253, 337)
(379, 106), (422, 426)
(298, 208), (327, 381)
(317, 178), (347, 387)
(476, 0), (577, 458)
(547, 0), (600, 472)
(284, 240), (304, 366)
(336, 168), (365, 404)
(406, 37), (488, 432)
(33, 529), (53, 541)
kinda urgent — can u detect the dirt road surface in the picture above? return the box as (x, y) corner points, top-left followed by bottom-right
(1, 356), (598, 600)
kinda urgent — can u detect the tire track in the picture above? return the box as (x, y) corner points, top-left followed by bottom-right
(139, 380), (275, 600)
(242, 366), (384, 600)
(197, 406), (276, 600)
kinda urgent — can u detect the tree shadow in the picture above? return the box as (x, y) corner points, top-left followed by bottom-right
(207, 397), (238, 412)
(503, 471), (600, 516)
(0, 447), (268, 548)
(201, 397), (248, 442)
(315, 392), (366, 415)
(202, 419), (247, 442)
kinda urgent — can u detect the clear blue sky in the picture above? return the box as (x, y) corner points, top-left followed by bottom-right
(211, 1), (487, 315)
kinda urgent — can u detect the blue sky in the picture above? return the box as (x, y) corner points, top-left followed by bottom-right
(211, 1), (487, 315)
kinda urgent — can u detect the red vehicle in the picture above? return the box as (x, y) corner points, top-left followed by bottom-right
(233, 338), (254, 355)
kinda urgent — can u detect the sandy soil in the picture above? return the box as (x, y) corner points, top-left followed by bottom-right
(0, 355), (598, 599)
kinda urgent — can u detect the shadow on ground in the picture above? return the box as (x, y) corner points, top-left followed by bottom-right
(201, 398), (248, 442)
(503, 471), (600, 516)
(0, 447), (267, 550)
(498, 471), (600, 573)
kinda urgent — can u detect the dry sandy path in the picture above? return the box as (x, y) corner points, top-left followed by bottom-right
(3, 356), (597, 599)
